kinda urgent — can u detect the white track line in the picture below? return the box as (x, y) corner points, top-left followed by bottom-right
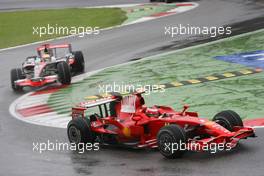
(16, 94), (50, 109)
(85, 4), (141, 8)
(169, 5), (195, 13)
(30, 114), (70, 123)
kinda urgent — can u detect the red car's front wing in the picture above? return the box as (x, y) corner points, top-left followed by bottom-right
(15, 75), (58, 87)
(136, 126), (255, 151)
(183, 127), (255, 152)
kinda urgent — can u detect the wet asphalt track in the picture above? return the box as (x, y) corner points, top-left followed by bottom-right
(0, 0), (264, 175)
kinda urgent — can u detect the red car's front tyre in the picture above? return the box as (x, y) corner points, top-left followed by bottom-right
(157, 124), (187, 159)
(67, 117), (96, 144)
(10, 68), (25, 92)
(213, 110), (244, 131)
(72, 51), (85, 73)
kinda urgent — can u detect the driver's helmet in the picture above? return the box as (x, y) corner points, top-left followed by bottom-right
(145, 108), (159, 118)
(42, 54), (51, 62)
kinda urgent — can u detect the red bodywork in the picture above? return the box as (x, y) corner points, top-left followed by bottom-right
(71, 94), (255, 151)
(15, 43), (74, 88)
(37, 44), (71, 50)
(15, 59), (59, 87)
(36, 44), (72, 57)
(36, 43), (75, 65)
(15, 75), (58, 87)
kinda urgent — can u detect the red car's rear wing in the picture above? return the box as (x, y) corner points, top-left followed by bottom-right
(72, 107), (87, 119)
(71, 97), (118, 119)
(37, 44), (71, 51)
(77, 97), (117, 109)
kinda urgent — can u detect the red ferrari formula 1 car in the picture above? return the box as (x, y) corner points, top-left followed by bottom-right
(67, 92), (256, 158)
(10, 43), (84, 91)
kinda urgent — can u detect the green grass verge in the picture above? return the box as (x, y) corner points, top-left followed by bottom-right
(48, 30), (264, 119)
(0, 8), (127, 49)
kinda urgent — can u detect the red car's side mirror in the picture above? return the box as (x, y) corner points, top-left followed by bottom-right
(184, 104), (189, 110)
(132, 115), (142, 122)
(181, 104), (189, 115)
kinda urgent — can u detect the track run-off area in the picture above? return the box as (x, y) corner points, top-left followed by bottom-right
(10, 29), (264, 128)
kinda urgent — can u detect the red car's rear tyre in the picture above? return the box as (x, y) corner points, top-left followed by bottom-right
(10, 68), (25, 92)
(57, 61), (71, 85)
(157, 124), (187, 159)
(213, 110), (244, 131)
(67, 117), (96, 144)
(72, 51), (85, 73)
